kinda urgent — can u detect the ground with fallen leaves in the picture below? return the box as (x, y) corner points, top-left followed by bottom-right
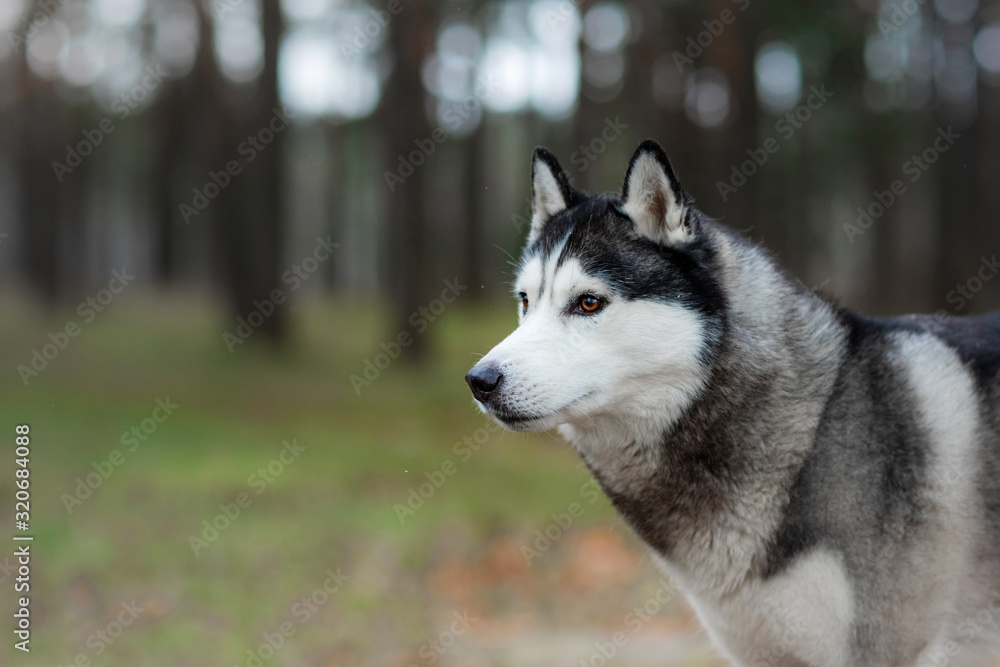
(1, 292), (995, 666)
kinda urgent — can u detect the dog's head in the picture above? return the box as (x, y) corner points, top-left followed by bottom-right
(466, 140), (726, 434)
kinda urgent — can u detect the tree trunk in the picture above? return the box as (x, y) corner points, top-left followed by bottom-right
(14, 4), (61, 304)
(380, 0), (436, 360)
(152, 81), (185, 283)
(217, 0), (288, 344)
(461, 126), (486, 296)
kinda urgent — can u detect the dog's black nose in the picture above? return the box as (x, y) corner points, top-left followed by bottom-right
(466, 365), (503, 403)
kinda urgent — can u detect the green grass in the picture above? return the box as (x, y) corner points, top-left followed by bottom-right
(0, 290), (623, 665)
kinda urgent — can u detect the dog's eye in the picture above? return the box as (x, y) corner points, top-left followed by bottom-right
(577, 295), (604, 314)
(519, 293), (528, 313)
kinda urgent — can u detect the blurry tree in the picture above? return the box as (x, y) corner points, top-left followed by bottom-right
(934, 19), (980, 304)
(15, 0), (64, 303)
(381, 0), (438, 359)
(461, 2), (487, 296)
(151, 76), (185, 283)
(462, 112), (487, 296)
(217, 0), (289, 342)
(5, 0), (1000, 342)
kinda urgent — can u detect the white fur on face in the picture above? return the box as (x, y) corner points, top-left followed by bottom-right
(476, 247), (709, 445)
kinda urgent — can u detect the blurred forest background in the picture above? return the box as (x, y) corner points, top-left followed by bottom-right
(3, 0), (1000, 343)
(4, 0), (1000, 665)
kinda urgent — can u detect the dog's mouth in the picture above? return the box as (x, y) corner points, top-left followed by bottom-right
(492, 408), (544, 426)
(487, 391), (595, 430)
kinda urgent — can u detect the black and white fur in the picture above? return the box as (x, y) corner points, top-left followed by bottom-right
(465, 140), (1000, 667)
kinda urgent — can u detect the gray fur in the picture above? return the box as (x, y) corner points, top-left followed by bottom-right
(467, 141), (1000, 666)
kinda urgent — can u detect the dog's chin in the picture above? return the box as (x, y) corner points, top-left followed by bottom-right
(474, 403), (565, 432)
(476, 392), (596, 432)
(490, 411), (564, 433)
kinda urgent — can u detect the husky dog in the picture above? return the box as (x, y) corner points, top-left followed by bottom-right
(465, 140), (1000, 666)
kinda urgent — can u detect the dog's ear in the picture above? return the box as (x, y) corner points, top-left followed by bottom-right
(529, 147), (577, 244)
(621, 140), (694, 245)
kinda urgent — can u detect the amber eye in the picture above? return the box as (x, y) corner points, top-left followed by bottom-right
(520, 294), (529, 313)
(578, 295), (603, 313)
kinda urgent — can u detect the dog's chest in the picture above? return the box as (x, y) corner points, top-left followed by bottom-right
(559, 424), (663, 496)
(655, 549), (856, 667)
(560, 422), (857, 665)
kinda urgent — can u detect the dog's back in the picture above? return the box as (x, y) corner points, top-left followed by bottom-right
(760, 309), (1000, 663)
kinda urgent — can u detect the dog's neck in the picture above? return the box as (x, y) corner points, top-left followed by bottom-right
(562, 227), (848, 595)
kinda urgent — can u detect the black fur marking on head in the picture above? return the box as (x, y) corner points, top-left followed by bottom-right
(522, 194), (725, 329)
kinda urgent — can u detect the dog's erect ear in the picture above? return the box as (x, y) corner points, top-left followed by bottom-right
(621, 140), (694, 245)
(529, 147), (577, 244)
